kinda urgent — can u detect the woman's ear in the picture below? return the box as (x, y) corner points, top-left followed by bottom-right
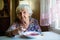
(16, 14), (19, 18)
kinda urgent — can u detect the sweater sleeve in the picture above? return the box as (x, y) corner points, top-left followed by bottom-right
(33, 19), (42, 33)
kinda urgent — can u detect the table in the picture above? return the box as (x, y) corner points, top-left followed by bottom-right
(0, 31), (60, 40)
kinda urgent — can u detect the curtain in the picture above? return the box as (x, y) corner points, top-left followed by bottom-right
(40, 0), (60, 29)
(40, 0), (50, 26)
(49, 0), (60, 29)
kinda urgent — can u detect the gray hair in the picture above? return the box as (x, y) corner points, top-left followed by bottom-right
(16, 4), (33, 16)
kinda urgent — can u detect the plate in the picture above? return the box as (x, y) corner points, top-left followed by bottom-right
(20, 31), (40, 38)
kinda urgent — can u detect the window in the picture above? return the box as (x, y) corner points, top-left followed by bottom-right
(40, 0), (60, 30)
(49, 0), (60, 30)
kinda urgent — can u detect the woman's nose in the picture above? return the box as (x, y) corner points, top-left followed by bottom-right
(21, 13), (23, 16)
(21, 12), (25, 18)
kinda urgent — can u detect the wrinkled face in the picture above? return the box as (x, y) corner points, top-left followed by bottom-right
(17, 8), (30, 25)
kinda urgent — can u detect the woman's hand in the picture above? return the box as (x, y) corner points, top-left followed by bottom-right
(5, 28), (21, 37)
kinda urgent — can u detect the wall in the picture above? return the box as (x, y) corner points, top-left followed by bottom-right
(10, 0), (16, 25)
(0, 0), (4, 10)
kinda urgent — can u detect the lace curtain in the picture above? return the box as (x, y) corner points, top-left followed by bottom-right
(40, 0), (60, 29)
(40, 0), (50, 26)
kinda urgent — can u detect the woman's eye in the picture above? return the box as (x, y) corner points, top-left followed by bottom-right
(23, 12), (26, 14)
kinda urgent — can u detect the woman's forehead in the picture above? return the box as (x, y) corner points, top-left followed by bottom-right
(20, 8), (28, 12)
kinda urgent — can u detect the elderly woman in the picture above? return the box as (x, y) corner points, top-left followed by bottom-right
(6, 3), (41, 37)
